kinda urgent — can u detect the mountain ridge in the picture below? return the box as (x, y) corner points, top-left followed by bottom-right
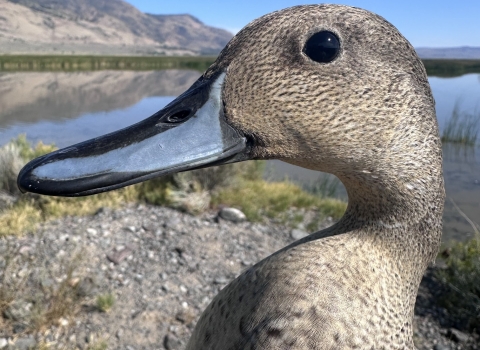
(1, 0), (479, 58)
(0, 0), (233, 55)
(416, 46), (480, 59)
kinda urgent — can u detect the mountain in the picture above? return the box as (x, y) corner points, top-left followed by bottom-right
(416, 46), (480, 59)
(0, 0), (233, 55)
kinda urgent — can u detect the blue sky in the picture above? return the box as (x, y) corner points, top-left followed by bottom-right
(125, 0), (479, 48)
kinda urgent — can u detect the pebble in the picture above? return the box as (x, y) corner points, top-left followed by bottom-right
(87, 228), (98, 236)
(0, 339), (7, 349)
(219, 207), (246, 223)
(58, 317), (69, 326)
(13, 337), (36, 350)
(163, 334), (182, 350)
(290, 228), (308, 240)
(116, 328), (124, 339)
(448, 328), (469, 343)
(107, 246), (133, 264)
(3, 300), (32, 321)
(213, 276), (229, 284)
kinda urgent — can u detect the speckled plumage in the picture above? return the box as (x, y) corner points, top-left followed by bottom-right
(187, 5), (444, 349)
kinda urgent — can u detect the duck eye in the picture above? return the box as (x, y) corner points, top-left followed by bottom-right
(303, 31), (340, 63)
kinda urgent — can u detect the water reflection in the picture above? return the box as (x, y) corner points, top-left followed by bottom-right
(429, 74), (480, 128)
(0, 70), (200, 129)
(442, 144), (480, 241)
(0, 71), (479, 243)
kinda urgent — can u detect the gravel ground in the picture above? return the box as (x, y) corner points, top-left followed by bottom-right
(0, 203), (478, 349)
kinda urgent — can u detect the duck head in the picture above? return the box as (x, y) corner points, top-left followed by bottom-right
(18, 5), (443, 231)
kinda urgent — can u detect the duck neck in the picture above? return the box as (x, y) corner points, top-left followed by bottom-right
(336, 143), (445, 268)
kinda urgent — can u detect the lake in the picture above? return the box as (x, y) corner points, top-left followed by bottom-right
(0, 69), (479, 243)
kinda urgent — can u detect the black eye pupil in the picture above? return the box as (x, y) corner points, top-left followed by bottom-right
(303, 31), (340, 63)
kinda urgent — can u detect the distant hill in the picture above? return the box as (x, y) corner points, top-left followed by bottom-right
(1, 0), (478, 59)
(0, 0), (233, 55)
(416, 47), (480, 59)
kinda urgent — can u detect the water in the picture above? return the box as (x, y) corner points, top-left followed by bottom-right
(1, 70), (479, 242)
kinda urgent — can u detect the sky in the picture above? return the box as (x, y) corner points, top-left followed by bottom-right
(125, 0), (480, 48)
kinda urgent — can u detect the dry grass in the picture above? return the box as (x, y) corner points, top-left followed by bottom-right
(0, 186), (140, 236)
(0, 248), (90, 335)
(212, 179), (346, 222)
(32, 259), (83, 331)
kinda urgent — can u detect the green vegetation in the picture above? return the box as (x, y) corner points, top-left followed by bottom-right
(0, 136), (346, 236)
(0, 55), (215, 72)
(2, 56), (479, 77)
(441, 102), (479, 146)
(212, 180), (346, 222)
(437, 237), (480, 331)
(87, 341), (109, 350)
(423, 59), (480, 77)
(304, 174), (340, 199)
(436, 198), (480, 331)
(96, 293), (115, 313)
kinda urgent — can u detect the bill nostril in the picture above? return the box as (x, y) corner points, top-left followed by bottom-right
(166, 109), (192, 123)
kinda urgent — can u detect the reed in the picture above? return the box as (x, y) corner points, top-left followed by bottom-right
(423, 59), (480, 77)
(2, 56), (480, 77)
(0, 55), (215, 72)
(441, 102), (479, 146)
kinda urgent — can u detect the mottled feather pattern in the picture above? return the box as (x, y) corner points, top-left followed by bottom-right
(188, 5), (444, 349)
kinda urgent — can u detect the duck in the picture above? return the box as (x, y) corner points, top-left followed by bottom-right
(17, 4), (444, 349)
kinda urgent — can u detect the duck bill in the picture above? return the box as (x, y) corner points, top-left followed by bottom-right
(17, 72), (248, 197)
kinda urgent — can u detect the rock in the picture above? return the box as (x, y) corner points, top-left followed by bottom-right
(116, 328), (124, 339)
(76, 277), (97, 297)
(86, 228), (98, 236)
(58, 317), (69, 326)
(12, 323), (27, 334)
(290, 229), (308, 240)
(0, 338), (7, 349)
(219, 207), (246, 223)
(163, 334), (182, 350)
(447, 328), (469, 343)
(18, 245), (32, 256)
(68, 334), (76, 343)
(175, 309), (195, 325)
(3, 300), (32, 321)
(107, 246), (133, 264)
(142, 223), (155, 232)
(213, 276), (229, 284)
(433, 344), (450, 350)
(13, 336), (36, 350)
(164, 218), (181, 230)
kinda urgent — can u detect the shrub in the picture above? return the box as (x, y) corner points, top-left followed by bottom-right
(437, 237), (480, 331)
(96, 293), (115, 313)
